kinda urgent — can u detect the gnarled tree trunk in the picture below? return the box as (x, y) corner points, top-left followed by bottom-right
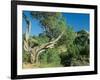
(23, 14), (64, 64)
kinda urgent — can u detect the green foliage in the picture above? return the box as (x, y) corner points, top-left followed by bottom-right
(60, 29), (89, 66)
(60, 44), (79, 66)
(35, 35), (49, 45)
(39, 51), (48, 64)
(31, 11), (67, 40)
(74, 29), (89, 46)
(65, 26), (76, 47)
(23, 50), (30, 63)
(57, 26), (76, 48)
(39, 48), (61, 67)
(47, 49), (61, 65)
(74, 29), (89, 59)
(23, 12), (90, 68)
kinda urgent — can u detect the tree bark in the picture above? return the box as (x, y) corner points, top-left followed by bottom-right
(23, 14), (64, 64)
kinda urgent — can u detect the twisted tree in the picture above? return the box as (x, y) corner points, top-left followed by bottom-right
(23, 13), (64, 64)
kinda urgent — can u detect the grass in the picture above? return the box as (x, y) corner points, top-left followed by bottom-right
(22, 62), (63, 69)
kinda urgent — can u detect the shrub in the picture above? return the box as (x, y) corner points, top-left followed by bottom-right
(39, 48), (61, 67)
(22, 50), (30, 63)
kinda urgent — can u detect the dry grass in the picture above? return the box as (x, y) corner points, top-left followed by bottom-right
(22, 63), (41, 69)
(22, 62), (63, 69)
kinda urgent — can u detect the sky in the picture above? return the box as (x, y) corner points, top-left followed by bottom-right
(63, 13), (89, 32)
(22, 11), (90, 36)
(22, 11), (43, 36)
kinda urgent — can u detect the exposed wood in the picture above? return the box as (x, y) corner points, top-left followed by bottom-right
(23, 14), (64, 64)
